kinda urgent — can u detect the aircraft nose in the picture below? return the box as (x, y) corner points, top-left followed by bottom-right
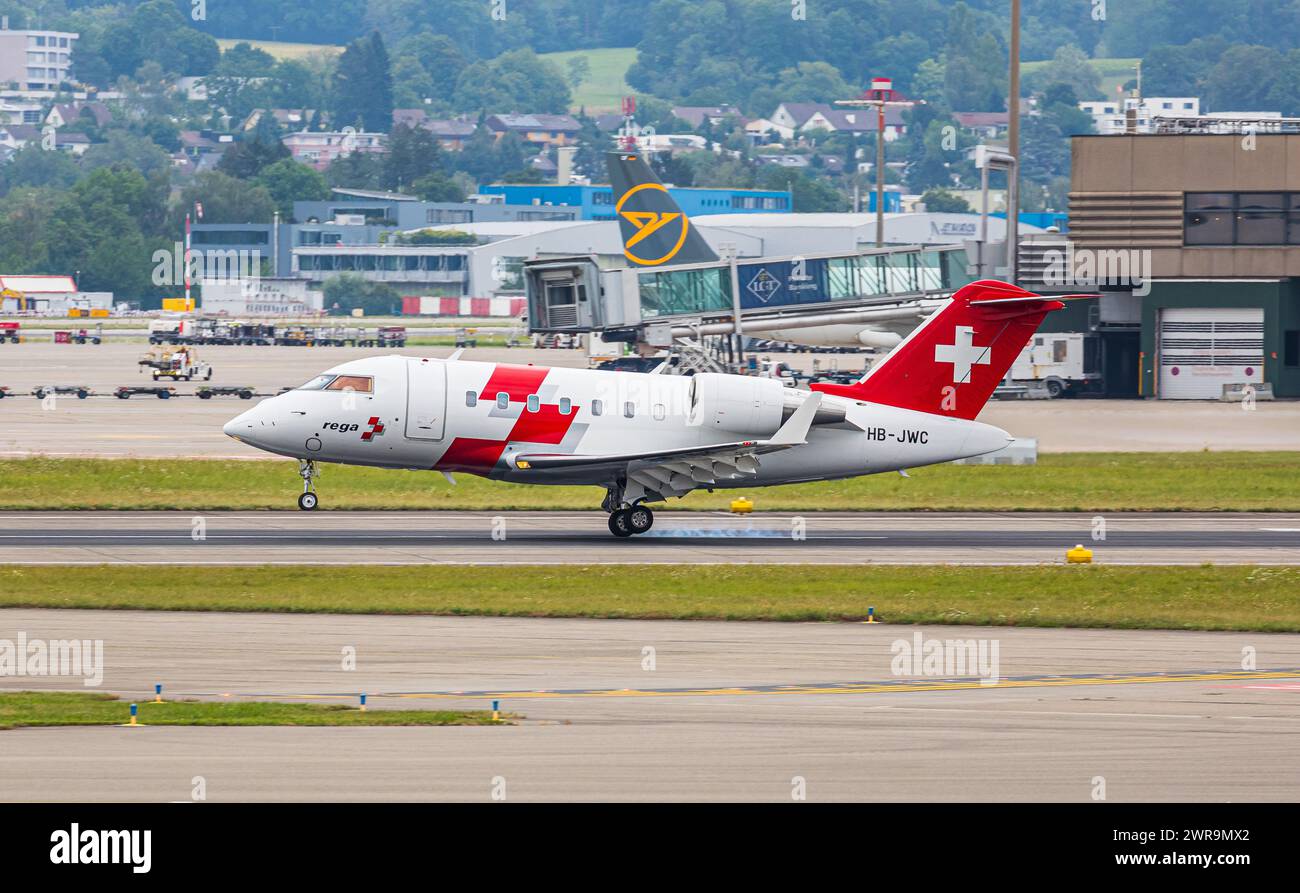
(223, 406), (258, 441)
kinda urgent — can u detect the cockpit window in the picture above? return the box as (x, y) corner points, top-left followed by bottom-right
(325, 375), (374, 393)
(297, 374), (336, 391)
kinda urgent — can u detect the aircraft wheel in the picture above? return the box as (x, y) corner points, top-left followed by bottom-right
(298, 492), (318, 511)
(608, 509), (633, 537)
(627, 505), (654, 534)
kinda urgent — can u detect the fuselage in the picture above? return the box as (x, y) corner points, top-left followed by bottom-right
(223, 355), (1012, 494)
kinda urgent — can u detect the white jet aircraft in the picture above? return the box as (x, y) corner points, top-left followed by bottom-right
(224, 279), (1065, 536)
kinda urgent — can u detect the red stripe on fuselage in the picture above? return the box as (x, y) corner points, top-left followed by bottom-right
(434, 437), (509, 473)
(434, 364), (579, 474)
(479, 364), (549, 402)
(507, 402), (578, 445)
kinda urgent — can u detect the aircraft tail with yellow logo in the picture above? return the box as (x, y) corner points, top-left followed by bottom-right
(607, 151), (719, 267)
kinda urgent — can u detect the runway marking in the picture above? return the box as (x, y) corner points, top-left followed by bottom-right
(199, 668), (1300, 703)
(1221, 682), (1300, 691)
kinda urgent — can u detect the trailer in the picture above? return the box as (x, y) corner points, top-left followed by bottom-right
(196, 385), (255, 400)
(68, 325), (103, 345)
(275, 326), (317, 346)
(230, 323), (276, 346)
(372, 326), (407, 348)
(33, 385), (91, 399)
(317, 325), (363, 347)
(115, 386), (177, 399)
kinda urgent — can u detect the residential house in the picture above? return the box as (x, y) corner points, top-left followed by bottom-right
(282, 130), (386, 171)
(45, 100), (112, 130)
(391, 108), (430, 129)
(390, 110), (476, 150)
(52, 130), (89, 155)
(171, 129), (230, 174)
(485, 113), (582, 148)
(670, 105), (742, 129)
(769, 101), (906, 142)
(952, 111), (1009, 139)
(0, 123), (39, 150)
(744, 118), (785, 145)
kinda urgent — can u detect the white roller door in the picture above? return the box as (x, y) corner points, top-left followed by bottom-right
(1158, 307), (1264, 399)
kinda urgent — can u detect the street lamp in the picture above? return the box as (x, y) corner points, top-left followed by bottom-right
(836, 77), (917, 247)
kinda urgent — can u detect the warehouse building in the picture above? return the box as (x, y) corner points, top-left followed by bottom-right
(0, 275), (112, 313)
(1021, 129), (1300, 399)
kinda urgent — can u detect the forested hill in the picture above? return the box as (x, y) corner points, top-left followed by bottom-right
(7, 0), (1300, 114)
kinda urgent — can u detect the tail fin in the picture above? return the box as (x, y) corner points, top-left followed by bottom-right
(607, 151), (719, 267)
(810, 280), (1064, 420)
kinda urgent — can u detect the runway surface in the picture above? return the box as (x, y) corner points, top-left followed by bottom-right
(2, 609), (1299, 801)
(1, 510), (1297, 565)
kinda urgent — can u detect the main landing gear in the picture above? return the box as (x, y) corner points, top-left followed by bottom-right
(604, 482), (655, 537)
(297, 459), (319, 511)
(608, 504), (654, 537)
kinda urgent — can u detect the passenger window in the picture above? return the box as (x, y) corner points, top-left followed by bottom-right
(496, 392), (509, 409)
(591, 399), (603, 416)
(624, 401), (635, 418)
(527, 394), (539, 413)
(325, 375), (373, 393)
(465, 391), (477, 407)
(653, 403), (666, 420)
(559, 397), (572, 415)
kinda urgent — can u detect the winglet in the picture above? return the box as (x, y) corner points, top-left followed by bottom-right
(768, 392), (822, 447)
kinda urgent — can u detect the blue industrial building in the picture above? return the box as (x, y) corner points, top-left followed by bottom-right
(476, 184), (792, 220)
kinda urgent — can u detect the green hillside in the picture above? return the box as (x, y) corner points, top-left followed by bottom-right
(540, 47), (638, 112)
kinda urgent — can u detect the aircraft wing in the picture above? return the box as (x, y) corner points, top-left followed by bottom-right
(513, 393), (821, 494)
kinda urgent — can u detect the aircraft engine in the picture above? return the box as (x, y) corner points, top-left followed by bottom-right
(686, 373), (786, 438)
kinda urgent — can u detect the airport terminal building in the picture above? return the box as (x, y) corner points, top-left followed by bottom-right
(1025, 131), (1300, 399)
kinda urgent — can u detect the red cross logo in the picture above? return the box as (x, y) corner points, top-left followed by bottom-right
(361, 417), (385, 441)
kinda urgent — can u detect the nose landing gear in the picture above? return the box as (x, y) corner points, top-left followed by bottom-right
(297, 459), (319, 511)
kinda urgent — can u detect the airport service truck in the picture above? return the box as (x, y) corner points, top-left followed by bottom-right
(1004, 332), (1102, 398)
(138, 346), (213, 381)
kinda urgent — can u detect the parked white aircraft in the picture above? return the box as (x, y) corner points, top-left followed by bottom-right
(224, 279), (1065, 536)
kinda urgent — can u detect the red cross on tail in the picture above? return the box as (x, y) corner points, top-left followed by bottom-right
(810, 280), (1069, 420)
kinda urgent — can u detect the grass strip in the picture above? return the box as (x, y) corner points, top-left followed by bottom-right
(0, 690), (503, 730)
(2, 564), (1299, 632)
(1, 452), (1298, 511)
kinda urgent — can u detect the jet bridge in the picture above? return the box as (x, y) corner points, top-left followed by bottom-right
(524, 244), (973, 348)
